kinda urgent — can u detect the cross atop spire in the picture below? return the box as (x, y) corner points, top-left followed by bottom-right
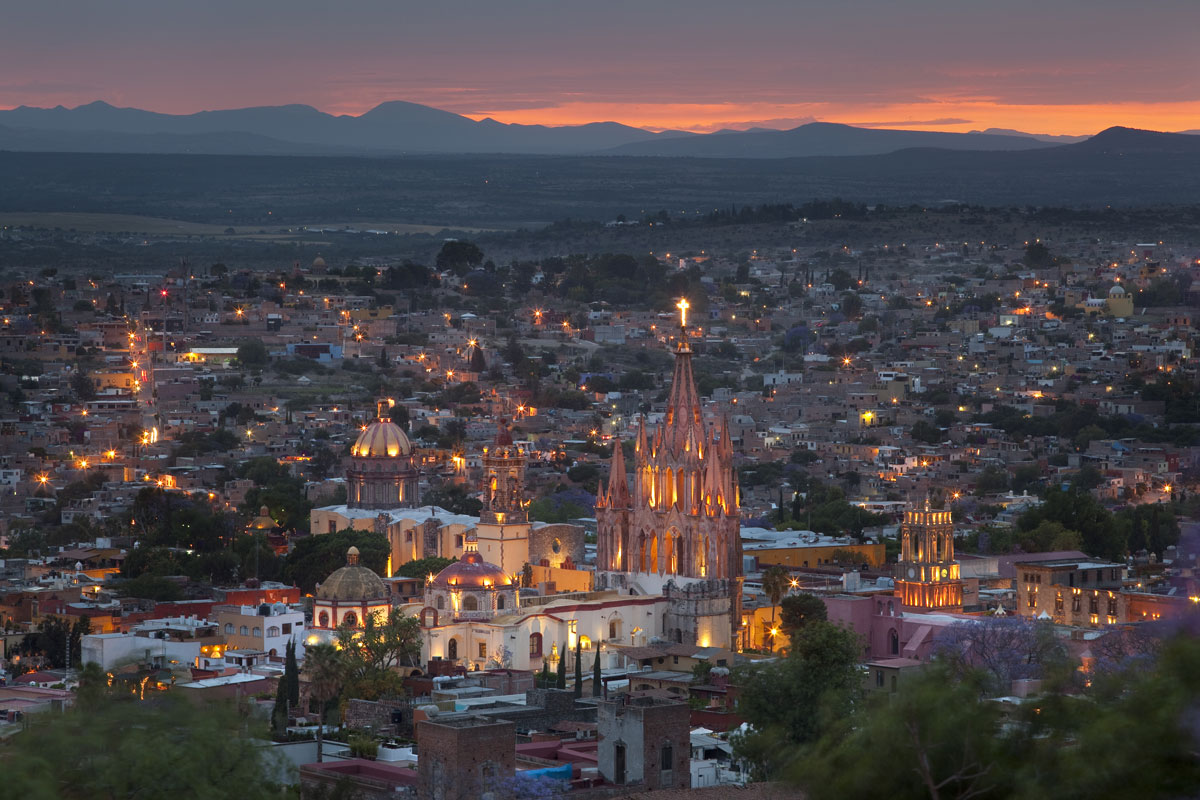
(677, 297), (690, 330)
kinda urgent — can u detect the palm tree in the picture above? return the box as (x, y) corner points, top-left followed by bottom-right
(761, 565), (790, 653)
(304, 644), (343, 763)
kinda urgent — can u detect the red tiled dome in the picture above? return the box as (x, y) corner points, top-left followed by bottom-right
(430, 550), (510, 588)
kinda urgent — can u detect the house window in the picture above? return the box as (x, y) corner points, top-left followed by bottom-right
(1027, 590), (1037, 609)
(497, 595), (506, 610)
(580, 636), (591, 650)
(224, 623), (234, 635)
(529, 632), (543, 656)
(252, 627), (261, 637)
(436, 596), (445, 610)
(478, 642), (487, 658)
(239, 626), (249, 636)
(1054, 592), (1063, 614)
(282, 623), (292, 634)
(1107, 596), (1117, 616)
(1072, 593), (1080, 613)
(1088, 595), (1099, 615)
(875, 670), (884, 687)
(267, 627), (280, 638)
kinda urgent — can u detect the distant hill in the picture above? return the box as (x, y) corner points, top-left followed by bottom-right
(1, 100), (1173, 159)
(0, 100), (681, 155)
(601, 121), (1057, 158)
(972, 128), (1090, 145)
(1065, 126), (1200, 155)
(0, 123), (339, 155)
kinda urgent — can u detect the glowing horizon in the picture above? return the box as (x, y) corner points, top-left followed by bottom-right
(2, 1), (1199, 139)
(5, 95), (1200, 139)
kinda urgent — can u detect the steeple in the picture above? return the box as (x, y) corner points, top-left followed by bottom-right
(664, 298), (704, 454)
(481, 418), (527, 524)
(606, 439), (631, 508)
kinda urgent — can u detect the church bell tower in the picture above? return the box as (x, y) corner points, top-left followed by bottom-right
(474, 420), (530, 577)
(894, 495), (963, 612)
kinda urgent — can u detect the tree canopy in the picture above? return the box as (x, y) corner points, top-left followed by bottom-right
(6, 691), (285, 799)
(284, 529), (389, 593)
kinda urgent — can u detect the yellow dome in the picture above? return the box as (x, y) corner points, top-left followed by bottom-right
(352, 420), (412, 458)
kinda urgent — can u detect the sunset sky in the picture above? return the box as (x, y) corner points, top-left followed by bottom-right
(4, 0), (1199, 134)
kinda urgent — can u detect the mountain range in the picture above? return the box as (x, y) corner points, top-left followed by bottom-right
(1, 99), (1180, 159)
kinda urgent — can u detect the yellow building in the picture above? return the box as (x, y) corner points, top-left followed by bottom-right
(1105, 284), (1134, 317)
(743, 533), (885, 569)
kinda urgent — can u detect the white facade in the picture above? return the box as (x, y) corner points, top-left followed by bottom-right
(214, 604), (307, 658)
(414, 592), (669, 673)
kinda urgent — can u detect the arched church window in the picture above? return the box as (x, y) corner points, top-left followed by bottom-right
(463, 595), (479, 611)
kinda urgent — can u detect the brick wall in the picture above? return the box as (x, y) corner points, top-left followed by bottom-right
(416, 716), (515, 800)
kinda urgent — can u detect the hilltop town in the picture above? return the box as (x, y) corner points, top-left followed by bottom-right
(1, 213), (1198, 797)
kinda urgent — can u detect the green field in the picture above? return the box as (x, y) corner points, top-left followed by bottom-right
(0, 211), (501, 238)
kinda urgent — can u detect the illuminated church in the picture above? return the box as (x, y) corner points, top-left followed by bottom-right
(345, 401), (419, 509)
(595, 299), (743, 648)
(894, 496), (963, 612)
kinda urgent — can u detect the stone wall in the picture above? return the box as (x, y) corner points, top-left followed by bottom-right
(416, 716), (516, 800)
(529, 523), (586, 569)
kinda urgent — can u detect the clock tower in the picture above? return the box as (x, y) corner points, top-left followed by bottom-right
(894, 496), (963, 612)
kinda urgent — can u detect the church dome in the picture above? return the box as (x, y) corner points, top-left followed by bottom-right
(247, 505), (276, 530)
(316, 546), (389, 601)
(431, 549), (510, 589)
(352, 420), (412, 458)
(1109, 283), (1127, 296)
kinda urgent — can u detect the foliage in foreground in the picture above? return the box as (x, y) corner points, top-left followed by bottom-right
(777, 622), (1200, 800)
(3, 682), (283, 800)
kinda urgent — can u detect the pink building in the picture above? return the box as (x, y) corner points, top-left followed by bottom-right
(824, 593), (975, 661)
